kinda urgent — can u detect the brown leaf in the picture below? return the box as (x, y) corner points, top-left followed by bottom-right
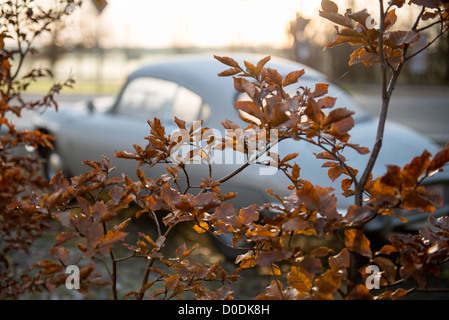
(385, 30), (420, 46)
(296, 181), (320, 211)
(244, 60), (257, 75)
(344, 229), (372, 258)
(312, 83), (329, 98)
(377, 288), (408, 300)
(214, 55), (240, 68)
(348, 9), (371, 27)
(234, 101), (264, 121)
(262, 68), (283, 86)
(97, 229), (127, 249)
(164, 274), (180, 292)
(256, 56), (271, 74)
(384, 9), (398, 30)
(255, 280), (285, 300)
(86, 222), (104, 248)
(321, 0), (339, 12)
(327, 35), (364, 48)
(343, 205), (376, 227)
(428, 146), (449, 173)
(319, 4), (352, 28)
(402, 150), (431, 187)
(282, 69), (305, 87)
(373, 256), (397, 283)
(297, 255), (323, 275)
(313, 270), (342, 299)
(287, 267), (313, 293)
(346, 284), (373, 300)
(53, 232), (78, 247)
(322, 108), (354, 127)
(311, 247), (334, 258)
(239, 205), (259, 225)
(329, 248), (350, 271)
(218, 67), (241, 77)
(410, 0), (443, 8)
(30, 260), (63, 275)
(233, 77), (258, 100)
(255, 247), (292, 267)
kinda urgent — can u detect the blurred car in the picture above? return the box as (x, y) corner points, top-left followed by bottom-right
(32, 53), (449, 236)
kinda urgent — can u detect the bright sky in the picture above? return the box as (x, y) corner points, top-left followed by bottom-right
(72, 0), (335, 48)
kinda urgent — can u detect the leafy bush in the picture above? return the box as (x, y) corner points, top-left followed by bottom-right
(2, 0), (449, 300)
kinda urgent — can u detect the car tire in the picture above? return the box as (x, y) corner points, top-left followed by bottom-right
(39, 146), (71, 182)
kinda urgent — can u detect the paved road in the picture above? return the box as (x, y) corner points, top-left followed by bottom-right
(349, 85), (449, 146)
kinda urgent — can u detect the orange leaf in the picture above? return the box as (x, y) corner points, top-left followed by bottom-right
(214, 55), (240, 68)
(428, 147), (449, 173)
(239, 205), (259, 225)
(346, 284), (373, 300)
(282, 69), (305, 87)
(344, 229), (372, 258)
(328, 248), (350, 271)
(312, 83), (329, 98)
(164, 274), (180, 292)
(322, 108), (354, 127)
(256, 55), (271, 74)
(287, 267), (313, 293)
(321, 0), (339, 12)
(193, 222), (209, 234)
(218, 67), (241, 77)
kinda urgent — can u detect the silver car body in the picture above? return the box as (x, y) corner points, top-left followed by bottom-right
(32, 53), (449, 233)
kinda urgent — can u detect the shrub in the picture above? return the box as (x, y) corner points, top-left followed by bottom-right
(2, 0), (449, 300)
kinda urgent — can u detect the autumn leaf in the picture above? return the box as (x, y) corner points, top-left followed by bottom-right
(312, 270), (342, 300)
(287, 267), (313, 293)
(322, 108), (354, 127)
(97, 228), (128, 249)
(312, 83), (329, 98)
(218, 67), (241, 77)
(328, 248), (350, 271)
(282, 69), (305, 87)
(344, 228), (372, 258)
(428, 146), (449, 173)
(53, 232), (78, 247)
(234, 101), (264, 121)
(236, 251), (256, 268)
(346, 284), (373, 300)
(319, 0), (352, 28)
(385, 30), (420, 46)
(410, 0), (443, 8)
(384, 9), (398, 30)
(30, 260), (63, 275)
(256, 55), (271, 74)
(239, 205), (259, 225)
(214, 55), (240, 68)
(164, 274), (180, 292)
(321, 0), (339, 12)
(193, 221), (209, 234)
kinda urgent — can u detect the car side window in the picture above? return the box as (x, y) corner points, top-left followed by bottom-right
(116, 77), (178, 119)
(169, 86), (210, 124)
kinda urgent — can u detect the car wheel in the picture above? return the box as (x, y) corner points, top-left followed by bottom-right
(39, 146), (71, 181)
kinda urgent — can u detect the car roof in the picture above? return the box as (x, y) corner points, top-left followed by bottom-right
(124, 53), (369, 125)
(128, 52), (327, 91)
